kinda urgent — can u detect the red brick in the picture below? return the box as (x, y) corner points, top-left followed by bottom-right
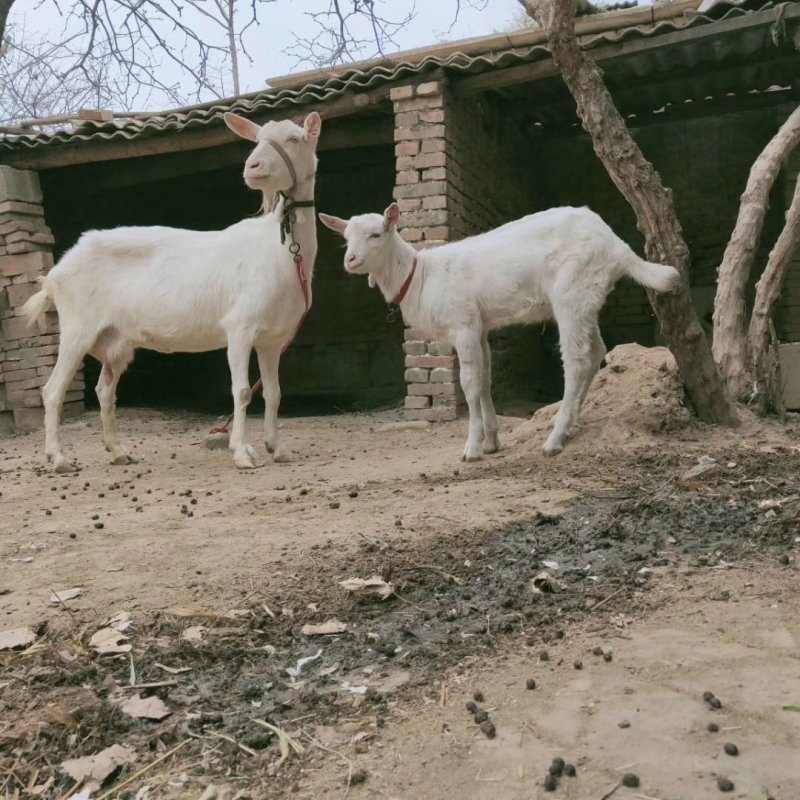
(413, 152), (446, 169)
(6, 281), (38, 308)
(397, 198), (422, 212)
(422, 167), (447, 182)
(404, 395), (430, 409)
(0, 249), (53, 277)
(416, 81), (441, 97)
(395, 141), (419, 157)
(423, 226), (450, 241)
(400, 228), (422, 242)
(396, 170), (419, 186)
(407, 382), (458, 396)
(390, 85), (414, 101)
(404, 355), (457, 369)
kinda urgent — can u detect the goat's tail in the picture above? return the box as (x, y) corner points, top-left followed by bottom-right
(20, 276), (55, 331)
(626, 257), (681, 294)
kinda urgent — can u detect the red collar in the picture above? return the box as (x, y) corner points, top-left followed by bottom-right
(391, 257), (418, 306)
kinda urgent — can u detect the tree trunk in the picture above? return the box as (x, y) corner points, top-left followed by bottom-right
(748, 172), (800, 413)
(520, 0), (736, 424)
(713, 105), (800, 401)
(0, 0), (15, 50)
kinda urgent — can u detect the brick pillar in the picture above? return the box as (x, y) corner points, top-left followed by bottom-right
(392, 80), (465, 422)
(0, 167), (83, 432)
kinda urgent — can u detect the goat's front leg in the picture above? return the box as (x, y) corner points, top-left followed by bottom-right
(256, 345), (289, 463)
(226, 333), (259, 469)
(455, 328), (485, 462)
(480, 333), (500, 454)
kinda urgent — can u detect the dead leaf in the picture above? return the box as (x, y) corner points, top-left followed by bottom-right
(0, 627), (36, 651)
(50, 587), (83, 604)
(681, 463), (716, 481)
(530, 571), (566, 594)
(61, 744), (136, 790)
(301, 619), (347, 636)
(28, 776), (54, 796)
(107, 611), (133, 632)
(90, 627), (131, 655)
(121, 694), (172, 720)
(181, 625), (206, 641)
(339, 576), (394, 600)
(45, 704), (79, 730)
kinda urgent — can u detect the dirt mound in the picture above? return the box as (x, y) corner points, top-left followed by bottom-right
(510, 343), (692, 450)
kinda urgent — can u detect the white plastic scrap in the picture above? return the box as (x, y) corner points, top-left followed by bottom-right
(286, 648), (323, 678)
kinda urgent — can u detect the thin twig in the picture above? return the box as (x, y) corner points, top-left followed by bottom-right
(95, 739), (189, 800)
(122, 680), (179, 690)
(207, 730), (258, 757)
(590, 586), (626, 611)
(600, 782), (622, 800)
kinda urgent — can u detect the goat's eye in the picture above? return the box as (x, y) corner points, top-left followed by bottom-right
(368, 233), (381, 240)
(288, 136), (301, 144)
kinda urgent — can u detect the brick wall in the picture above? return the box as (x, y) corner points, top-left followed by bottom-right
(392, 79), (539, 420)
(0, 167), (82, 433)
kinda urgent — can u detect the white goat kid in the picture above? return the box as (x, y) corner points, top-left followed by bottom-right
(320, 203), (679, 461)
(22, 111), (322, 472)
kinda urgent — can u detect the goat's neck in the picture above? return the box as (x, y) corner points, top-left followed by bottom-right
(373, 236), (419, 305)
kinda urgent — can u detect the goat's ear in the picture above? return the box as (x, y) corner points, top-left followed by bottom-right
(224, 112), (260, 142)
(318, 212), (347, 234)
(304, 112), (322, 144)
(384, 202), (400, 230)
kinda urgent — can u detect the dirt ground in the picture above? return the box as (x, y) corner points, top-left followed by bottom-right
(2, 346), (799, 800)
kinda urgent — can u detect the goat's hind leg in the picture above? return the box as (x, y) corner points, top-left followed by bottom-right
(455, 328), (486, 462)
(480, 333), (500, 454)
(256, 345), (289, 463)
(42, 326), (92, 473)
(226, 332), (259, 469)
(95, 344), (135, 465)
(544, 312), (600, 456)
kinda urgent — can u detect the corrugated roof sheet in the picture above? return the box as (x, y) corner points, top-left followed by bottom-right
(0, 0), (793, 156)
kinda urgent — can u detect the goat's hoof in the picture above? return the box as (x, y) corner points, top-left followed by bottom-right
(265, 443), (275, 454)
(542, 437), (564, 456)
(272, 450), (291, 464)
(234, 455), (257, 470)
(482, 436), (501, 455)
(112, 454), (136, 466)
(54, 461), (79, 474)
(461, 451), (481, 463)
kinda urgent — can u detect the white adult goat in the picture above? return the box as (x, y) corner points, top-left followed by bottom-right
(22, 111), (322, 472)
(320, 203), (680, 461)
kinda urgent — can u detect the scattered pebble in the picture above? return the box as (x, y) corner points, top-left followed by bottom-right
(94, 522), (104, 530)
(779, 554), (790, 565)
(592, 646), (604, 656)
(479, 719), (496, 739)
(603, 651), (613, 662)
(526, 678), (536, 690)
(465, 701), (477, 714)
(618, 720), (631, 729)
(573, 659), (583, 670)
(622, 773), (640, 788)
(707, 722), (719, 733)
(349, 769), (367, 786)
(539, 650), (550, 662)
(717, 777), (734, 792)
(723, 742), (739, 756)
(543, 775), (557, 792)
(473, 710), (488, 724)
(549, 758), (564, 776)
(473, 691), (484, 702)
(563, 764), (576, 777)
(329, 501), (340, 509)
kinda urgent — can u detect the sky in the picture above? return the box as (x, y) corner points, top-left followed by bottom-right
(12, 0), (524, 109)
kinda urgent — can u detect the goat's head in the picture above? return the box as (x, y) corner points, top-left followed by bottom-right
(224, 112), (322, 196)
(319, 203), (400, 287)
